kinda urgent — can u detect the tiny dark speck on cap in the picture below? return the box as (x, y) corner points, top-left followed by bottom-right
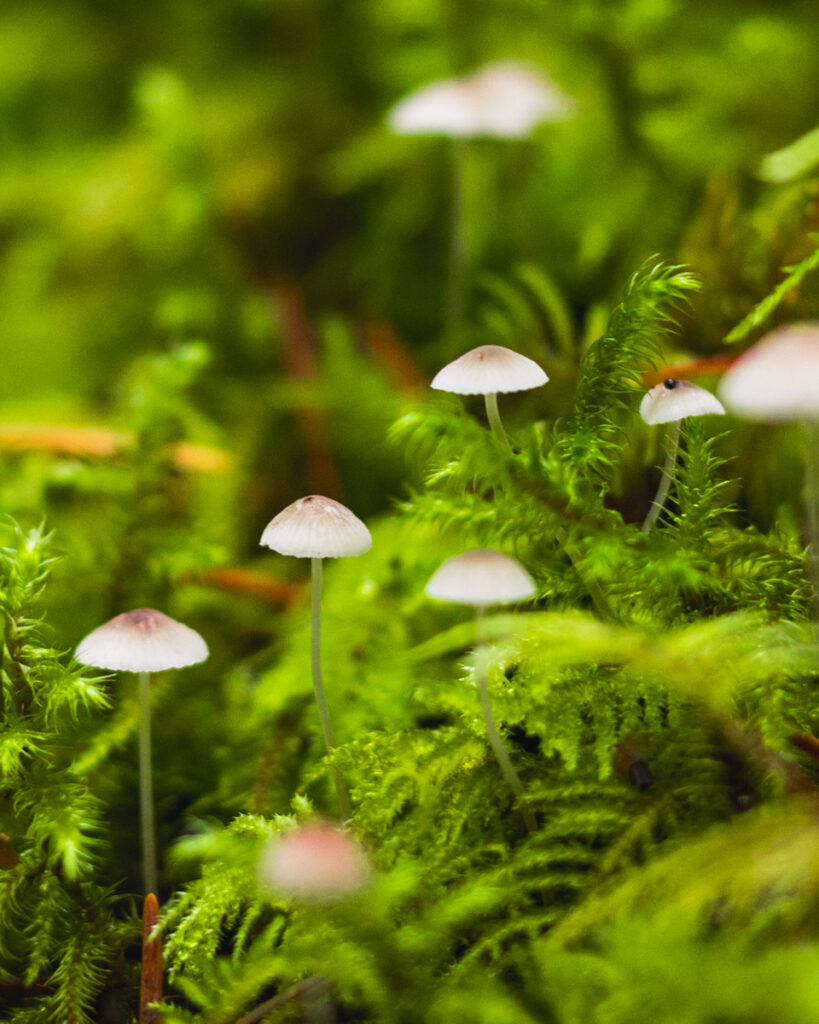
(664, 378), (677, 390)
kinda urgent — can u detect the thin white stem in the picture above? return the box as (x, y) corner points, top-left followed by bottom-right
(138, 671), (158, 895)
(446, 137), (468, 334)
(642, 419), (682, 534)
(475, 610), (536, 833)
(484, 392), (510, 448)
(311, 558), (352, 819)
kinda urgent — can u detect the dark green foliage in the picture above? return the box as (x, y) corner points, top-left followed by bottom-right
(0, 526), (120, 1024)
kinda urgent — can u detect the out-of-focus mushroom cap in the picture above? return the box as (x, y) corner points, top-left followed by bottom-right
(260, 495), (372, 559)
(431, 345), (548, 396)
(389, 77), (480, 137)
(426, 548), (536, 607)
(260, 822), (370, 904)
(471, 62), (576, 136)
(388, 61), (574, 139)
(639, 379), (725, 425)
(718, 323), (819, 421)
(76, 609), (209, 673)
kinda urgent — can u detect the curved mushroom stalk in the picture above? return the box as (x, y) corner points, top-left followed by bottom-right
(639, 378), (725, 535)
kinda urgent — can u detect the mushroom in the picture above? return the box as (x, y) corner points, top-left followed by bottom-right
(260, 496), (372, 819)
(426, 549), (537, 832)
(718, 323), (819, 624)
(388, 61), (575, 140)
(431, 343), (548, 446)
(387, 61), (574, 330)
(639, 378), (725, 534)
(76, 609), (208, 894)
(260, 820), (370, 904)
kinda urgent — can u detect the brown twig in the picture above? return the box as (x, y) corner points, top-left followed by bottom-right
(181, 567), (300, 608)
(140, 893), (163, 1024)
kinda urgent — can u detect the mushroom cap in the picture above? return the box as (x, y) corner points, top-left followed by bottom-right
(718, 322), (819, 421)
(426, 548), (536, 607)
(389, 77), (480, 137)
(260, 822), (370, 904)
(470, 62), (576, 136)
(431, 345), (548, 396)
(260, 495), (372, 559)
(76, 609), (209, 673)
(639, 379), (726, 425)
(388, 61), (574, 139)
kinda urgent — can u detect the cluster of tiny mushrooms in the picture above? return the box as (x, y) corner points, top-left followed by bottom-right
(72, 50), (819, 907)
(74, 320), (819, 900)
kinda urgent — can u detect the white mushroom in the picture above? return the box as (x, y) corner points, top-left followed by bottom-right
(640, 379), (725, 426)
(388, 61), (574, 139)
(639, 378), (725, 534)
(260, 821), (370, 904)
(76, 609), (208, 895)
(718, 323), (819, 421)
(260, 495), (372, 559)
(260, 496), (372, 818)
(718, 323), (819, 630)
(426, 548), (536, 606)
(426, 549), (537, 832)
(387, 62), (575, 332)
(431, 344), (548, 446)
(77, 608), (209, 674)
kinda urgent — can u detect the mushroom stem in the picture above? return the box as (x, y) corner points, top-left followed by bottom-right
(806, 420), (819, 642)
(484, 392), (511, 448)
(642, 418), (682, 534)
(446, 138), (469, 334)
(138, 671), (158, 895)
(310, 558), (352, 819)
(474, 610), (537, 833)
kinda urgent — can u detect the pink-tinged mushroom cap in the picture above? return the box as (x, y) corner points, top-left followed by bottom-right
(639, 379), (725, 425)
(470, 62), (576, 137)
(718, 323), (819, 421)
(260, 822), (370, 904)
(76, 609), (209, 674)
(426, 548), (536, 607)
(260, 495), (372, 559)
(431, 345), (548, 396)
(388, 61), (574, 139)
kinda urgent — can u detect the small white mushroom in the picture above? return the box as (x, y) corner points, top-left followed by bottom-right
(426, 549), (537, 832)
(388, 62), (575, 332)
(718, 323), (819, 421)
(260, 495), (372, 559)
(425, 548), (536, 606)
(718, 323), (819, 632)
(639, 378), (725, 534)
(76, 609), (208, 896)
(260, 496), (372, 819)
(431, 344), (548, 446)
(388, 61), (574, 139)
(76, 608), (209, 674)
(260, 821), (370, 904)
(640, 379), (726, 425)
